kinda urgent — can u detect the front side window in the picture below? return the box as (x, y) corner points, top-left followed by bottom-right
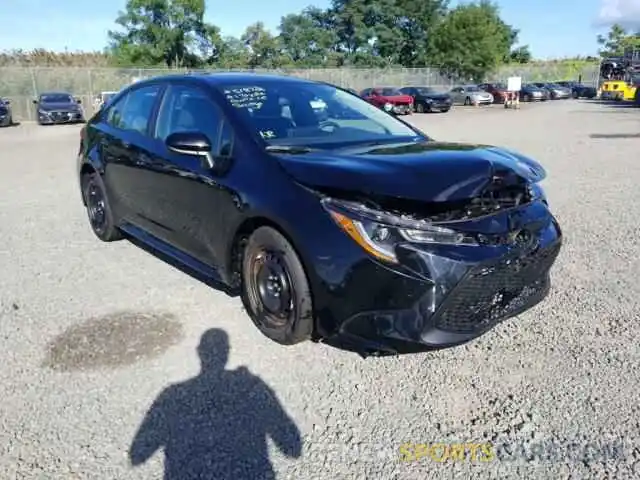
(154, 85), (222, 151)
(105, 84), (160, 134)
(217, 82), (423, 149)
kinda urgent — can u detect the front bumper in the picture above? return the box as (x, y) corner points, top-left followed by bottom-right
(321, 203), (563, 356)
(0, 113), (10, 126)
(425, 100), (452, 110)
(38, 110), (84, 124)
(391, 103), (412, 115)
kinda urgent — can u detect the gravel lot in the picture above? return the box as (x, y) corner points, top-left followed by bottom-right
(0, 100), (639, 479)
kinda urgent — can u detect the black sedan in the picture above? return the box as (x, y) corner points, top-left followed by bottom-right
(34, 91), (85, 125)
(555, 81), (597, 99)
(0, 97), (12, 126)
(77, 73), (563, 357)
(399, 86), (452, 113)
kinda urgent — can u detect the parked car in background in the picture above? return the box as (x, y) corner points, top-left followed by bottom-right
(519, 84), (547, 102)
(478, 83), (509, 103)
(359, 87), (413, 115)
(449, 85), (493, 106)
(555, 81), (597, 99)
(34, 92), (85, 125)
(398, 86), (452, 113)
(533, 83), (571, 100)
(76, 73), (562, 357)
(0, 97), (13, 126)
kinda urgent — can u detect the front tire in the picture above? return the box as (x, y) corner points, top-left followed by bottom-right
(81, 172), (123, 242)
(241, 226), (314, 345)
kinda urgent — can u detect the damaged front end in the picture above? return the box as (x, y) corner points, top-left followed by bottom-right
(309, 172), (562, 357)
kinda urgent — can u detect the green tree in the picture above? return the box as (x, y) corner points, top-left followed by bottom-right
(428, 0), (517, 81)
(241, 22), (285, 68)
(509, 45), (532, 63)
(394, 0), (449, 67)
(278, 7), (338, 66)
(108, 0), (218, 68)
(597, 24), (640, 57)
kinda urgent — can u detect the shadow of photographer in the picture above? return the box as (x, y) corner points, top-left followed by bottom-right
(129, 328), (302, 479)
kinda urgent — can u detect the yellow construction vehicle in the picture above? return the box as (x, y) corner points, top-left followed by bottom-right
(598, 48), (640, 101)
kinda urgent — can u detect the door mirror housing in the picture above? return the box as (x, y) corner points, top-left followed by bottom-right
(75, 97), (82, 104)
(32, 99), (38, 104)
(165, 131), (232, 175)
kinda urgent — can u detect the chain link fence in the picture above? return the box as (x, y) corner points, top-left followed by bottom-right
(0, 64), (600, 121)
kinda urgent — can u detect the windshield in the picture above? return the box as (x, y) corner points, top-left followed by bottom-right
(40, 94), (73, 103)
(218, 82), (423, 149)
(493, 83), (507, 89)
(416, 87), (436, 95)
(465, 85), (480, 92)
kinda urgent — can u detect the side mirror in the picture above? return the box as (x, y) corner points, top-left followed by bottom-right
(166, 131), (211, 156)
(76, 97), (82, 104)
(166, 131), (232, 174)
(32, 99), (38, 104)
(4, 99), (9, 105)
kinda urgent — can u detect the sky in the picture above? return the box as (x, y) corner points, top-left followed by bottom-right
(0, 0), (639, 59)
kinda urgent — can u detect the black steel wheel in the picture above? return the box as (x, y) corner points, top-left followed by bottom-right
(241, 226), (314, 345)
(81, 172), (123, 242)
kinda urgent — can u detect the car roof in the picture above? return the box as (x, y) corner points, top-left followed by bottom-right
(131, 72), (324, 89)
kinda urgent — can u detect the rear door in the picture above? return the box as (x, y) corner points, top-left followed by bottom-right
(99, 83), (165, 232)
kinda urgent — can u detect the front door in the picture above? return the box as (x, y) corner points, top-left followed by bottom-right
(144, 83), (233, 266)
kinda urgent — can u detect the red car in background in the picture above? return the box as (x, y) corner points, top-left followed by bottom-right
(478, 83), (508, 103)
(360, 87), (413, 115)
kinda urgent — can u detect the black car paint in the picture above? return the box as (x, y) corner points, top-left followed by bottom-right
(0, 98), (12, 126)
(78, 73), (562, 357)
(399, 87), (452, 112)
(35, 92), (85, 125)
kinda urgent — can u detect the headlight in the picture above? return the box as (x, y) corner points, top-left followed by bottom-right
(38, 110), (49, 115)
(321, 197), (477, 263)
(383, 103), (393, 112)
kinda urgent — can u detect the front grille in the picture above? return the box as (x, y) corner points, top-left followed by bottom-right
(433, 241), (561, 334)
(50, 111), (71, 122)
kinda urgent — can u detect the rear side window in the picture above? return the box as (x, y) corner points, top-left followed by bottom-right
(105, 85), (161, 134)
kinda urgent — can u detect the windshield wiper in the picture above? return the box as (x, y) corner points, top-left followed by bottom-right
(265, 145), (316, 154)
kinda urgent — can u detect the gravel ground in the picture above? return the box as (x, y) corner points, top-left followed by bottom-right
(0, 100), (639, 479)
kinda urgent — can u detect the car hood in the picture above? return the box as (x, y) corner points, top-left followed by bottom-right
(378, 95), (413, 104)
(38, 102), (79, 111)
(275, 141), (546, 203)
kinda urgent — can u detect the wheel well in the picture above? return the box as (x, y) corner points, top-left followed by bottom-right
(228, 216), (310, 290)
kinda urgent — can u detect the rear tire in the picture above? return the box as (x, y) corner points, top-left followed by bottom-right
(81, 172), (123, 242)
(241, 226), (314, 345)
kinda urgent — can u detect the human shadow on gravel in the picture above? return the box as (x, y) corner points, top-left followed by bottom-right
(129, 328), (302, 479)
